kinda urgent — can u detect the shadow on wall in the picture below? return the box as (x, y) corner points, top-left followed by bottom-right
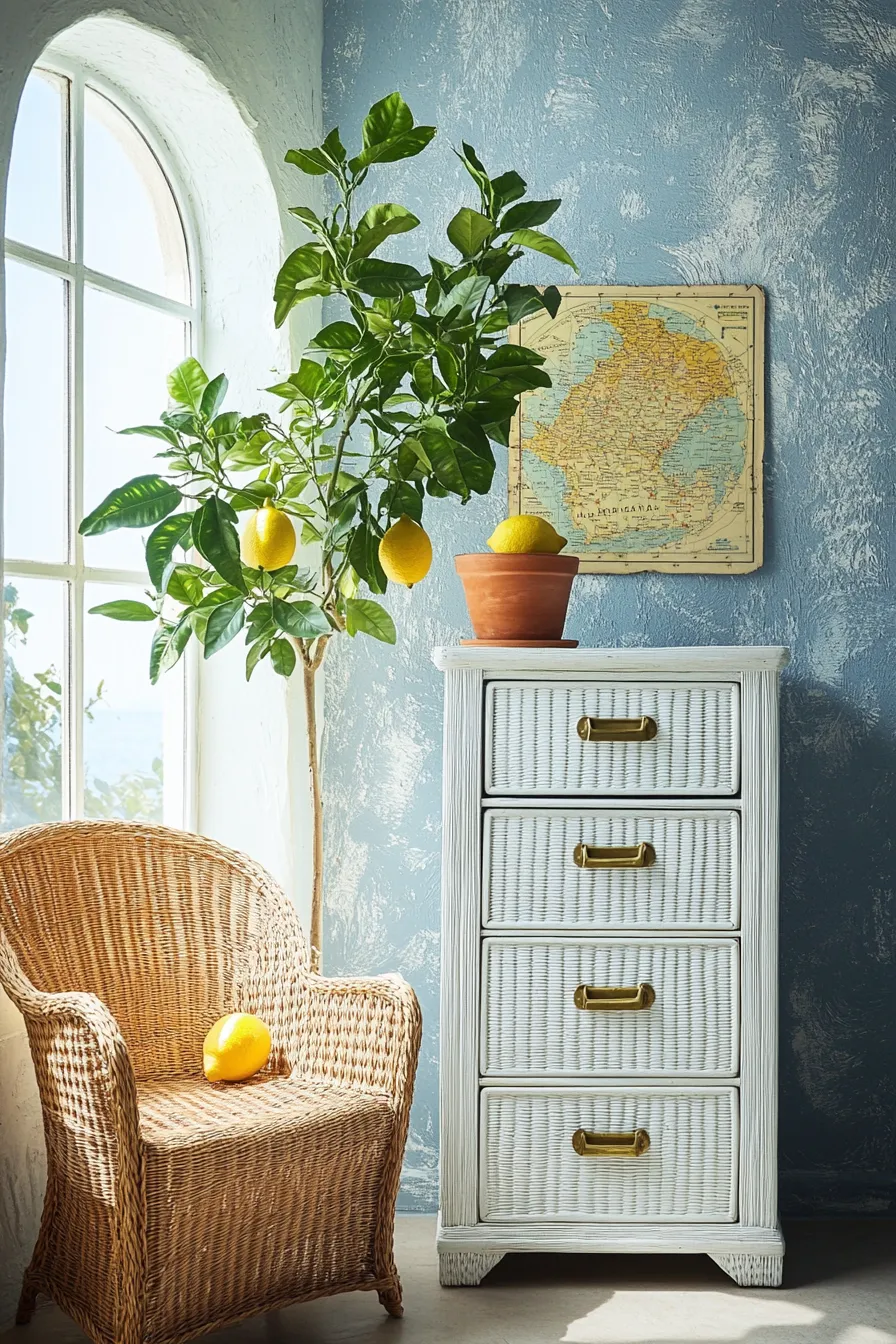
(779, 677), (896, 1214)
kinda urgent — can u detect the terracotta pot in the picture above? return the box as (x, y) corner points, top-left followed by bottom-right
(455, 553), (579, 644)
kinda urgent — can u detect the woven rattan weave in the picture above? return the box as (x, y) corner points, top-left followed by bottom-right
(0, 820), (421, 1344)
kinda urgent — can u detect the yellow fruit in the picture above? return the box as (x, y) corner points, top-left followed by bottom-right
(487, 514), (567, 554)
(378, 515), (433, 587)
(203, 1013), (272, 1083)
(240, 501), (296, 570)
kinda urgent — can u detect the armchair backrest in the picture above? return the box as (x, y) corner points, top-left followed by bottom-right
(0, 820), (308, 1079)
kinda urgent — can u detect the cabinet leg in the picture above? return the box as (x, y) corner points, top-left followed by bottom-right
(439, 1252), (505, 1286)
(710, 1253), (783, 1287)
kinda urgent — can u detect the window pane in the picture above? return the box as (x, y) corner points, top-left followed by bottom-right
(3, 261), (68, 563)
(6, 70), (67, 257)
(2, 577), (65, 830)
(82, 287), (187, 569)
(84, 87), (189, 301)
(83, 583), (166, 822)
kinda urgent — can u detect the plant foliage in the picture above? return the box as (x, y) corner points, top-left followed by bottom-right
(81, 93), (575, 681)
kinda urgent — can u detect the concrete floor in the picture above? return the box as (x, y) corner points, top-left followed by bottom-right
(4, 1217), (895, 1343)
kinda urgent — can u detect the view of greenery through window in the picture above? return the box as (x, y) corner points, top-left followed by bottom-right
(3, 583), (163, 826)
(2, 66), (192, 831)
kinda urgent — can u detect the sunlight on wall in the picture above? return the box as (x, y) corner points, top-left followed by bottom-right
(563, 1289), (822, 1343)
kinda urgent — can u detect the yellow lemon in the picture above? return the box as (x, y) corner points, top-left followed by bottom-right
(240, 501), (296, 570)
(487, 514), (567, 554)
(378, 515), (433, 587)
(203, 1013), (272, 1083)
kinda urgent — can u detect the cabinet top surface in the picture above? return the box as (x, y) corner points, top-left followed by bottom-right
(432, 645), (790, 674)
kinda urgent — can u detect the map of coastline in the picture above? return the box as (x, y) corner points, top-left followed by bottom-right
(510, 287), (764, 573)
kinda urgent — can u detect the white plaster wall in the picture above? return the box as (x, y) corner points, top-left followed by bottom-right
(0, 0), (322, 1321)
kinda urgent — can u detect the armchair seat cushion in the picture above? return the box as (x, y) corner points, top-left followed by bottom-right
(137, 1076), (395, 1342)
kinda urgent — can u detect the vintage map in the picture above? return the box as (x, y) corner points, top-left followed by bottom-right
(509, 286), (764, 572)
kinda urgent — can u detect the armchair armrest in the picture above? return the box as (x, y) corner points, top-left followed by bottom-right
(299, 973), (422, 1105)
(1, 932), (141, 1197)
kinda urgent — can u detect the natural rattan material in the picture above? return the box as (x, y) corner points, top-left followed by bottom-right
(0, 820), (422, 1344)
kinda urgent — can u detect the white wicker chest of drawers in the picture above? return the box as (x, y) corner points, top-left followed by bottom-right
(434, 645), (788, 1288)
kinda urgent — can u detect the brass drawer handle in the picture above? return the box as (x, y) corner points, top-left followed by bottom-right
(576, 715), (658, 743)
(573, 982), (656, 1011)
(573, 841), (656, 870)
(572, 1128), (650, 1157)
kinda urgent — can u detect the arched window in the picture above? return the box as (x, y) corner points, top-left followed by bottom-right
(3, 62), (197, 829)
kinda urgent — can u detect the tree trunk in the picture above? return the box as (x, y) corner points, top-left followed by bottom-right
(299, 636), (328, 973)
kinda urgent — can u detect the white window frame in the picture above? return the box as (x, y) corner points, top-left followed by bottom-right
(3, 58), (200, 827)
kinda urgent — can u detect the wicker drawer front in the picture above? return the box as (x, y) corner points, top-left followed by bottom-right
(481, 938), (738, 1077)
(484, 681), (739, 796)
(480, 1087), (738, 1223)
(483, 809), (739, 929)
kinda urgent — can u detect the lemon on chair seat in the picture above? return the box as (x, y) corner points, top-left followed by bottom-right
(240, 501), (296, 571)
(203, 1013), (272, 1083)
(378, 515), (433, 587)
(488, 514), (567, 554)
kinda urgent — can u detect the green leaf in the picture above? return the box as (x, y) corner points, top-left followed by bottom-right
(426, 433), (495, 498)
(485, 344), (546, 370)
(285, 146), (336, 176)
(118, 424), (179, 446)
(447, 207), (494, 257)
(193, 496), (246, 593)
(435, 343), (461, 390)
(352, 202), (420, 259)
(322, 126), (346, 162)
(381, 480), (423, 523)
(362, 92), (413, 148)
(289, 204), (327, 232)
(203, 596), (245, 658)
(167, 358), (209, 411)
(245, 638), (270, 681)
(503, 283), (551, 324)
(89, 600), (156, 622)
(432, 273), (491, 317)
(271, 597), (331, 638)
(150, 615), (192, 684)
(456, 142), (492, 210)
(348, 259), (427, 297)
(541, 285), (562, 318)
(80, 475), (181, 536)
(289, 359), (326, 399)
(146, 513), (193, 590)
(349, 125), (436, 171)
(499, 199), (560, 232)
(307, 321), (360, 352)
(345, 597), (396, 643)
(166, 565), (205, 606)
(506, 229), (578, 271)
(199, 372), (228, 421)
(491, 170), (527, 207)
(268, 638), (295, 677)
(273, 243), (328, 326)
(348, 525), (387, 594)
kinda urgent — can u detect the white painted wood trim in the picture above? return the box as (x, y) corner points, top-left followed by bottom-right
(437, 1215), (785, 1257)
(434, 646), (790, 674)
(738, 670), (780, 1229)
(439, 667), (484, 1228)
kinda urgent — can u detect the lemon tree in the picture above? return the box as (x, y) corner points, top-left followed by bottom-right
(80, 92), (574, 967)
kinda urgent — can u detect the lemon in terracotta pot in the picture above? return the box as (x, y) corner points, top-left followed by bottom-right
(240, 500), (296, 570)
(487, 514), (567, 554)
(378, 515), (433, 587)
(203, 1013), (272, 1083)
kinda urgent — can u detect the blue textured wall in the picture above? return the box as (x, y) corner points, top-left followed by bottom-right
(321, 0), (896, 1214)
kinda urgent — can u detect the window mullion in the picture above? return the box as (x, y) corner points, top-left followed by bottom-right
(69, 70), (85, 819)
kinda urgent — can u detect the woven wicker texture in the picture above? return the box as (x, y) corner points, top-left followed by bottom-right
(485, 682), (739, 796)
(480, 938), (739, 1076)
(483, 809), (739, 929)
(0, 820), (421, 1344)
(480, 1088), (737, 1223)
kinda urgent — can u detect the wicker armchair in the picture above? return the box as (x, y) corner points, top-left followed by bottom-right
(0, 820), (421, 1344)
